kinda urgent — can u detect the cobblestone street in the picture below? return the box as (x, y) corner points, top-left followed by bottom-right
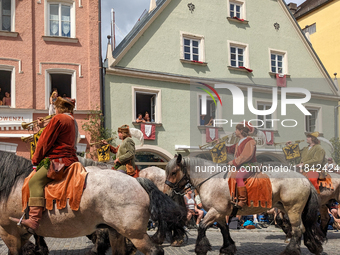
(0, 227), (339, 255)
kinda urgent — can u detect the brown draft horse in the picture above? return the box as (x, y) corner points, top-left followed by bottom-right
(0, 151), (186, 255)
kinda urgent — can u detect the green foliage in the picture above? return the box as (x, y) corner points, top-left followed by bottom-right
(37, 157), (50, 171)
(82, 106), (116, 159)
(330, 137), (340, 164)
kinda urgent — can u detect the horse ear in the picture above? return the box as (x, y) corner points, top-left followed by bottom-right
(176, 154), (182, 165)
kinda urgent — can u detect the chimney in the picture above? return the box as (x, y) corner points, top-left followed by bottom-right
(111, 9), (116, 49)
(149, 0), (156, 13)
(287, 3), (298, 14)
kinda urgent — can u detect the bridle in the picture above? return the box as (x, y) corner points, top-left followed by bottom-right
(165, 160), (190, 195)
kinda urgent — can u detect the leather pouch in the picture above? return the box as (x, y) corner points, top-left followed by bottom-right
(47, 158), (65, 181)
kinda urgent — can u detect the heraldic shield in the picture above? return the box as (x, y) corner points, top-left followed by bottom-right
(282, 143), (301, 161)
(97, 144), (110, 162)
(211, 142), (228, 163)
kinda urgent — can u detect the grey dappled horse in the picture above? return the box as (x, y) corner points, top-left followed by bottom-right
(0, 151), (186, 255)
(165, 154), (325, 255)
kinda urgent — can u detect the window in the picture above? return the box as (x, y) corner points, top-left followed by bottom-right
(133, 87), (161, 123)
(228, 0), (246, 20)
(0, 0), (12, 31)
(180, 32), (205, 63)
(302, 23), (316, 36)
(199, 95), (217, 126)
(46, 1), (75, 38)
(228, 41), (249, 68)
(45, 69), (76, 109)
(269, 49), (287, 75)
(257, 103), (273, 129)
(305, 109), (318, 133)
(135, 151), (168, 170)
(0, 69), (12, 107)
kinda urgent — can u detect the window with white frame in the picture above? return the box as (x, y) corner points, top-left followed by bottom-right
(305, 109), (318, 133)
(228, 41), (248, 68)
(270, 50), (287, 75)
(133, 88), (161, 123)
(0, 68), (13, 107)
(180, 32), (205, 62)
(0, 0), (12, 31)
(228, 0), (245, 19)
(257, 103), (273, 129)
(46, 1), (75, 37)
(199, 95), (218, 126)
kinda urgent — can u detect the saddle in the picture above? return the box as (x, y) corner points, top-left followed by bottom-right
(22, 162), (88, 211)
(228, 172), (272, 209)
(302, 172), (334, 191)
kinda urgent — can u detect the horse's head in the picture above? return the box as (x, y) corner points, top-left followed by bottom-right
(165, 154), (190, 192)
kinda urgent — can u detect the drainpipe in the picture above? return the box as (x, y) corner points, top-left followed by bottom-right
(98, 0), (104, 124)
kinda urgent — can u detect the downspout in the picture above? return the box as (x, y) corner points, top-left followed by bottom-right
(98, 0), (104, 125)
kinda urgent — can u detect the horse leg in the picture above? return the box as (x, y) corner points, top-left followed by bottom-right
(86, 229), (111, 255)
(150, 221), (165, 245)
(275, 211), (292, 243)
(108, 228), (127, 255)
(216, 220), (236, 255)
(0, 225), (23, 255)
(280, 205), (303, 255)
(128, 233), (164, 255)
(319, 205), (330, 237)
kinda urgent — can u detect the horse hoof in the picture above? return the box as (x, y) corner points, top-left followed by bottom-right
(171, 240), (184, 247)
(220, 244), (237, 255)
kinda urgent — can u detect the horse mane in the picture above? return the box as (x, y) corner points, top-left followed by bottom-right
(166, 156), (215, 176)
(0, 151), (33, 202)
(77, 156), (112, 169)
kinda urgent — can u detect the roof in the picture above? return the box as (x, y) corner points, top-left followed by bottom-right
(112, 0), (167, 59)
(294, 0), (333, 19)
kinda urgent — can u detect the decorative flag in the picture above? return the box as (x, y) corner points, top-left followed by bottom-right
(30, 128), (45, 159)
(282, 143), (300, 161)
(210, 142), (228, 163)
(30, 142), (36, 159)
(141, 123), (156, 140)
(97, 144), (110, 162)
(276, 73), (286, 87)
(263, 131), (274, 145)
(206, 127), (218, 143)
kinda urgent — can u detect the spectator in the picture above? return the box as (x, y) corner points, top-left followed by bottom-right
(329, 203), (340, 230)
(0, 87), (3, 102)
(206, 117), (214, 126)
(184, 189), (204, 228)
(144, 112), (152, 122)
(194, 191), (218, 229)
(49, 91), (58, 115)
(136, 114), (145, 123)
(200, 115), (205, 125)
(62, 93), (67, 98)
(2, 91), (11, 106)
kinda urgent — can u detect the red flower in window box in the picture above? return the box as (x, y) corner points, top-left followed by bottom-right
(233, 16), (244, 22)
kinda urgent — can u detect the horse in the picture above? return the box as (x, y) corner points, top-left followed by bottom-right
(165, 154), (325, 255)
(0, 151), (186, 255)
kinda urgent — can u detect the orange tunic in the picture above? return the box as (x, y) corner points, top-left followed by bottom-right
(32, 114), (78, 167)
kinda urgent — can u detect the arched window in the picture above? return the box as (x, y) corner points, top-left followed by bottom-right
(135, 151), (169, 170)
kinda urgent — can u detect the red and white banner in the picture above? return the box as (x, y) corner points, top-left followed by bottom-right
(141, 123), (156, 140)
(276, 73), (286, 87)
(206, 127), (218, 143)
(263, 130), (274, 145)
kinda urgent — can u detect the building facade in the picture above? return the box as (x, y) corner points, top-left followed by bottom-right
(104, 0), (339, 168)
(0, 0), (101, 158)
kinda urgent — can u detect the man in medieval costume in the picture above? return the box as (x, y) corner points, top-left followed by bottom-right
(225, 121), (257, 209)
(102, 125), (136, 176)
(286, 131), (326, 193)
(10, 97), (79, 233)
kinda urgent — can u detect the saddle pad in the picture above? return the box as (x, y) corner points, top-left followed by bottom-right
(22, 162), (88, 211)
(228, 172), (272, 209)
(318, 175), (334, 190)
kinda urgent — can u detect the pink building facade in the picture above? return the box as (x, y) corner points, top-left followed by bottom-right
(0, 0), (101, 158)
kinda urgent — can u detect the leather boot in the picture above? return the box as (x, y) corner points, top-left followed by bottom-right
(236, 186), (248, 208)
(9, 206), (43, 234)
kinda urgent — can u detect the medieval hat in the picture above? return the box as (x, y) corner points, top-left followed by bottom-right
(306, 131), (319, 138)
(118, 124), (130, 133)
(55, 97), (76, 109)
(239, 121), (255, 134)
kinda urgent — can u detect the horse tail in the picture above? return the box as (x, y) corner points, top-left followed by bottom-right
(137, 178), (187, 240)
(302, 184), (326, 254)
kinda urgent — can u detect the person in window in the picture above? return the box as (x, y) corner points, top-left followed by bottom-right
(9, 97), (79, 233)
(144, 112), (153, 122)
(101, 125), (136, 176)
(206, 117), (214, 126)
(49, 91), (58, 115)
(286, 132), (326, 194)
(136, 113), (145, 123)
(200, 115), (206, 126)
(0, 87), (4, 103)
(225, 122), (257, 210)
(2, 91), (11, 106)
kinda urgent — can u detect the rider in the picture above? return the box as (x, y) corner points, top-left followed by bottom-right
(10, 97), (79, 233)
(226, 121), (257, 209)
(102, 124), (136, 176)
(286, 131), (326, 194)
